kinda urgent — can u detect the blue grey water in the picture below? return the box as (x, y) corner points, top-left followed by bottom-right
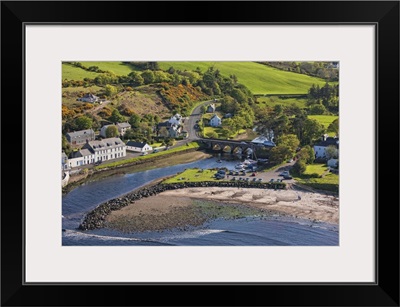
(62, 157), (339, 246)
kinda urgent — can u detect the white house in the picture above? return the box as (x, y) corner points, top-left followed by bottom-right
(207, 104), (216, 113)
(100, 122), (131, 138)
(209, 114), (222, 127)
(313, 136), (339, 159)
(68, 149), (94, 168)
(82, 137), (126, 163)
(78, 93), (99, 103)
(126, 141), (153, 152)
(168, 113), (183, 126)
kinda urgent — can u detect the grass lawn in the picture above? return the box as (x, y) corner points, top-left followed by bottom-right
(256, 96), (308, 109)
(163, 168), (221, 183)
(62, 63), (101, 80)
(95, 142), (200, 170)
(303, 163), (329, 177)
(308, 115), (338, 128)
(309, 115), (338, 137)
(294, 164), (339, 193)
(158, 61), (333, 95)
(79, 61), (138, 76)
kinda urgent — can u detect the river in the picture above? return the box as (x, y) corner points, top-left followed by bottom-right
(62, 156), (339, 246)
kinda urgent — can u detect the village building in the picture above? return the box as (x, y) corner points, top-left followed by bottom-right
(66, 129), (95, 146)
(313, 135), (339, 159)
(126, 141), (153, 153)
(207, 104), (216, 113)
(209, 114), (222, 127)
(77, 93), (99, 103)
(100, 122), (131, 138)
(251, 135), (276, 147)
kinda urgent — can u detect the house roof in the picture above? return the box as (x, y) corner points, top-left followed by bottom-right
(251, 136), (276, 147)
(126, 141), (149, 148)
(66, 129), (95, 139)
(79, 149), (93, 157)
(83, 93), (98, 99)
(117, 122), (131, 129)
(86, 138), (124, 151)
(157, 121), (172, 128)
(210, 114), (221, 120)
(314, 137), (339, 148)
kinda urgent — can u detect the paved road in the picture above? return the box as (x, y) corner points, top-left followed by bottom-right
(184, 100), (214, 140)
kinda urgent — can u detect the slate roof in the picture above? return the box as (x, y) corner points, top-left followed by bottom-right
(126, 141), (148, 148)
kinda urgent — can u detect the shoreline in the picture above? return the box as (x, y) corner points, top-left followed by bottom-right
(103, 186), (338, 233)
(63, 150), (212, 194)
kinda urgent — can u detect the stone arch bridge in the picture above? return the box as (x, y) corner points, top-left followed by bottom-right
(199, 138), (258, 155)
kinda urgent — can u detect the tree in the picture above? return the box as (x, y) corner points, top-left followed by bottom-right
(104, 84), (118, 97)
(128, 113), (141, 128)
(220, 95), (240, 114)
(269, 145), (292, 164)
(105, 125), (119, 138)
(163, 138), (175, 147)
(325, 145), (338, 160)
(62, 135), (72, 156)
(230, 88), (247, 104)
(308, 104), (327, 115)
(302, 118), (325, 146)
(141, 70), (155, 84)
(277, 134), (300, 155)
(128, 72), (144, 86)
(291, 160), (307, 176)
(109, 109), (124, 124)
(297, 145), (315, 164)
(158, 127), (169, 138)
(328, 118), (339, 136)
(74, 116), (93, 130)
(200, 105), (207, 114)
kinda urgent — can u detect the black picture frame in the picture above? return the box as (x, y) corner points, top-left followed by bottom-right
(1, 1), (399, 306)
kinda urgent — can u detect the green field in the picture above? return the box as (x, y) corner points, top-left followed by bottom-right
(158, 61), (332, 95)
(256, 96), (308, 108)
(308, 115), (338, 128)
(303, 163), (329, 176)
(294, 164), (339, 193)
(80, 62), (138, 76)
(163, 168), (221, 183)
(62, 63), (101, 80)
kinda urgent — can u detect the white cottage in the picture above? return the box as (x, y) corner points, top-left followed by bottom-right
(209, 114), (221, 127)
(126, 141), (153, 153)
(313, 136), (339, 159)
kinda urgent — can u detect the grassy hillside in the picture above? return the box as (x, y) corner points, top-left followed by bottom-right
(256, 96), (308, 109)
(308, 115), (338, 128)
(62, 63), (100, 80)
(79, 62), (138, 76)
(158, 61), (331, 95)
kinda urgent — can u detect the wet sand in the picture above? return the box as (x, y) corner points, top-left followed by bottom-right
(105, 187), (339, 232)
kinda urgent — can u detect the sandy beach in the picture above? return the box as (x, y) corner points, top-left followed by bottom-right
(105, 187), (339, 232)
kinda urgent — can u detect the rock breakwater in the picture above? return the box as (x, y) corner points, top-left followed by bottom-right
(78, 180), (286, 231)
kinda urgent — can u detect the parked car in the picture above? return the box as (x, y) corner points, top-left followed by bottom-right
(279, 171), (289, 176)
(152, 149), (159, 153)
(283, 174), (293, 180)
(141, 152), (148, 156)
(94, 160), (102, 166)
